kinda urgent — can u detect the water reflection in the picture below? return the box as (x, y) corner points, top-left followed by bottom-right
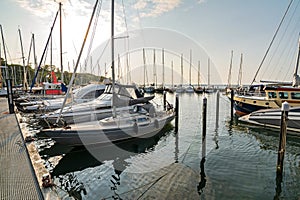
(197, 157), (206, 195)
(41, 124), (173, 199)
(56, 173), (87, 200)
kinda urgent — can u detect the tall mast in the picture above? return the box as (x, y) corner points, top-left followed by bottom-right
(198, 60), (200, 87)
(238, 53), (243, 86)
(153, 49), (157, 87)
(56, 0), (99, 123)
(30, 10), (59, 91)
(227, 50), (233, 88)
(0, 25), (8, 80)
(180, 54), (183, 86)
(111, 0), (116, 117)
(18, 28), (28, 90)
(171, 60), (174, 88)
(143, 48), (146, 87)
(189, 49), (192, 85)
(208, 58), (210, 86)
(162, 48), (165, 89)
(292, 36), (300, 87)
(59, 2), (64, 83)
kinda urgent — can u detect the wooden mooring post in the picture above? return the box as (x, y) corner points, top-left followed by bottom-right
(215, 90), (220, 128)
(276, 101), (289, 176)
(163, 91), (167, 111)
(202, 96), (207, 159)
(175, 94), (179, 133)
(230, 89), (234, 120)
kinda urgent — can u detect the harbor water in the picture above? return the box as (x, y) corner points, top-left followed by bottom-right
(21, 92), (300, 199)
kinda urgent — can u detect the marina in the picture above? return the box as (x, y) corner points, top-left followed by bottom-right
(1, 0), (300, 199)
(1, 91), (300, 199)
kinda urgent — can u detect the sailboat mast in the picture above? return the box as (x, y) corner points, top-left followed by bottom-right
(189, 49), (192, 85)
(238, 53), (243, 86)
(162, 48), (165, 89)
(0, 25), (8, 79)
(32, 34), (37, 84)
(56, 0), (99, 124)
(30, 10), (59, 92)
(153, 49), (157, 87)
(180, 54), (183, 86)
(227, 50), (233, 89)
(171, 60), (174, 88)
(208, 58), (210, 86)
(198, 60), (200, 87)
(111, 0), (116, 117)
(143, 48), (146, 87)
(59, 2), (64, 83)
(18, 28), (28, 91)
(293, 37), (300, 78)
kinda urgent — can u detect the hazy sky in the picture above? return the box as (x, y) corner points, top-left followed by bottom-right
(1, 0), (300, 84)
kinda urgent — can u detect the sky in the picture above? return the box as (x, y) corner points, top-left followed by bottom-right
(0, 0), (300, 85)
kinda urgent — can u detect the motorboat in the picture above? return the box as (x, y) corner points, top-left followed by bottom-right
(39, 103), (175, 146)
(239, 106), (300, 135)
(39, 83), (154, 127)
(16, 84), (105, 113)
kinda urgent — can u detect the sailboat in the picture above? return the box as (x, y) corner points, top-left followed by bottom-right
(185, 50), (194, 93)
(142, 48), (155, 94)
(233, 37), (300, 116)
(194, 61), (203, 94)
(39, 0), (175, 146)
(175, 54), (185, 93)
(204, 58), (215, 93)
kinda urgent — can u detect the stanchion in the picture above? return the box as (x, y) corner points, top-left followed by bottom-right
(202, 96), (207, 159)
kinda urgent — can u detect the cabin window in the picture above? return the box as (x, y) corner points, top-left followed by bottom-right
(279, 92), (288, 99)
(82, 91), (97, 99)
(291, 92), (300, 99)
(265, 102), (269, 105)
(253, 101), (256, 104)
(268, 92), (277, 98)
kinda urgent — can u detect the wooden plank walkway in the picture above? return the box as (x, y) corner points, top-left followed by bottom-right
(0, 97), (44, 200)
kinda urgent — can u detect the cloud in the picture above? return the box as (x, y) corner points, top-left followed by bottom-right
(197, 0), (206, 4)
(132, 0), (182, 18)
(15, 0), (93, 19)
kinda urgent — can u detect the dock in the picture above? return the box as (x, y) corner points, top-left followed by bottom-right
(0, 97), (44, 199)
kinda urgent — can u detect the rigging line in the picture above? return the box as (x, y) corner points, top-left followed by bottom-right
(269, 0), (300, 80)
(84, 0), (102, 71)
(88, 0), (102, 56)
(277, 34), (299, 80)
(95, 39), (110, 70)
(250, 0), (294, 85)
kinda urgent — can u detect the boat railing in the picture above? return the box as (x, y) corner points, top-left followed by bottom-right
(235, 90), (266, 97)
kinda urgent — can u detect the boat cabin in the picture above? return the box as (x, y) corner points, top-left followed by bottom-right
(265, 87), (300, 107)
